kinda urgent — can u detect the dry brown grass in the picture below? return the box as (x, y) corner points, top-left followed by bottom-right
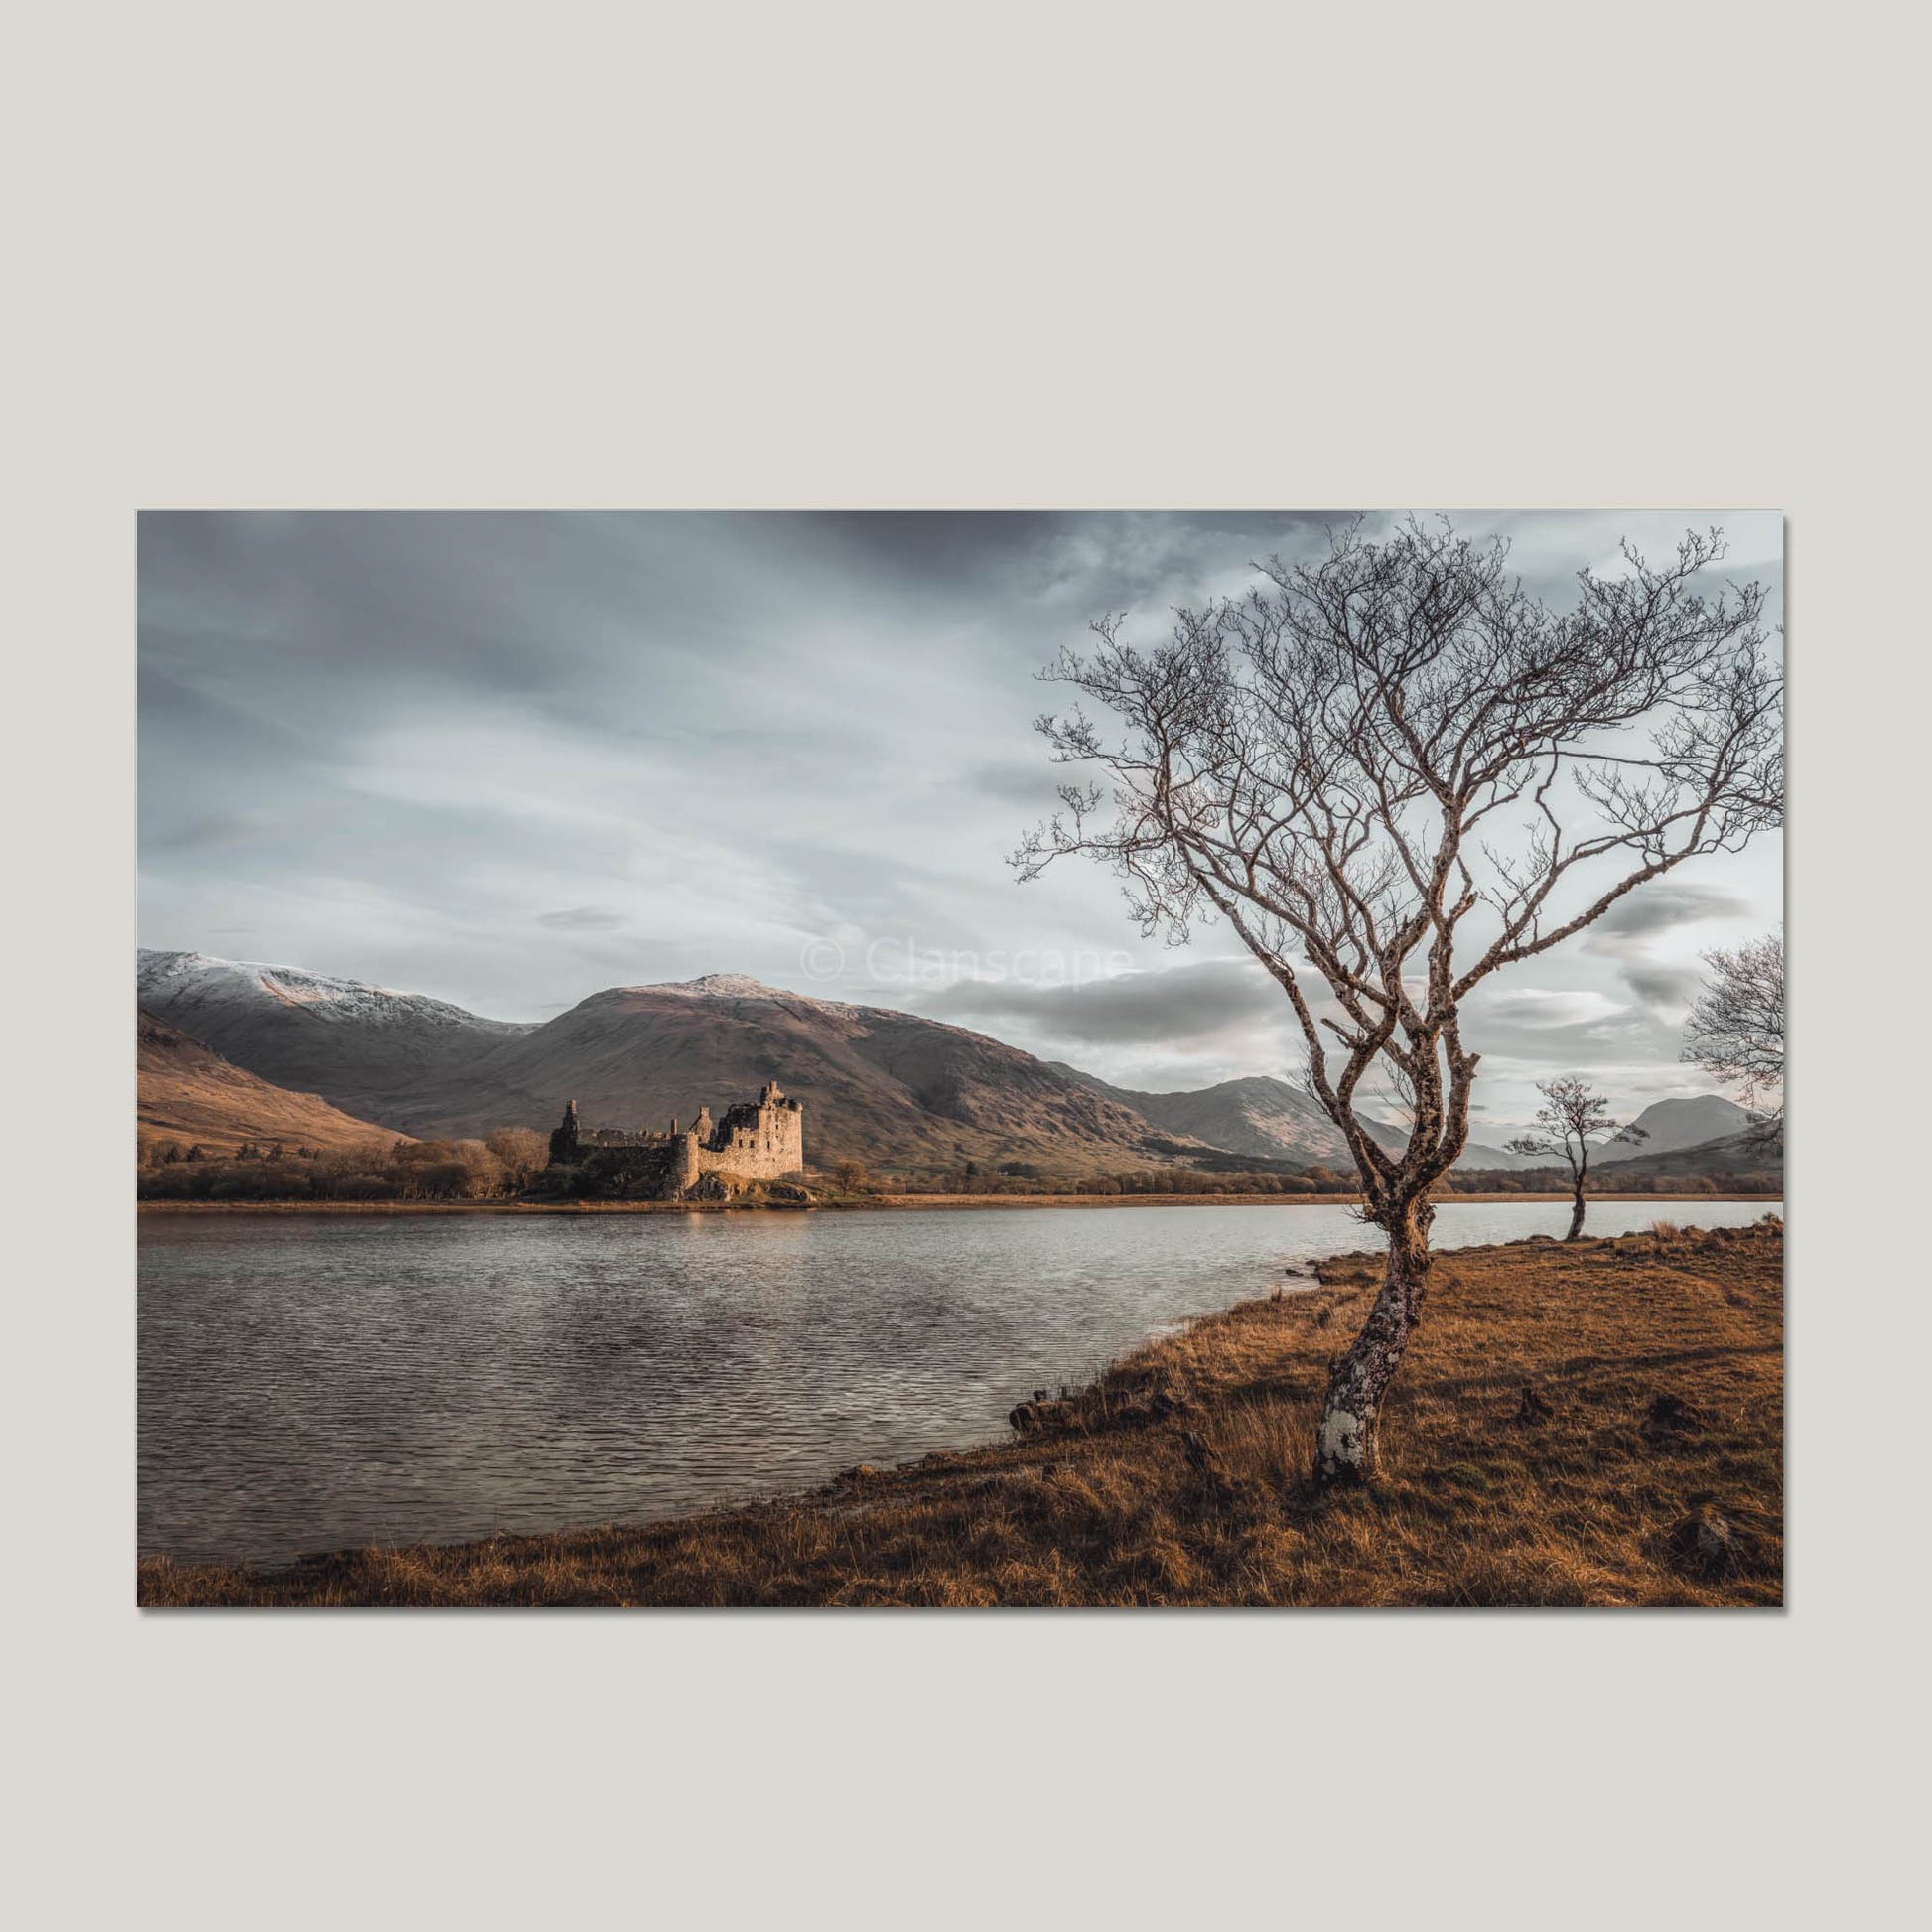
(138, 1220), (1783, 1608)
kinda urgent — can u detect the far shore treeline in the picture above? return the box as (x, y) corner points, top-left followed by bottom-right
(136, 1135), (1780, 1205)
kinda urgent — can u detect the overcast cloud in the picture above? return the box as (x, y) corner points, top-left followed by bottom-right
(139, 510), (1782, 1122)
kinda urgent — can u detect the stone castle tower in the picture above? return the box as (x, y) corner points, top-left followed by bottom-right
(546, 1082), (803, 1198)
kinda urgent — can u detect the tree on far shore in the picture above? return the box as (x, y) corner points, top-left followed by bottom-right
(1505, 1077), (1645, 1241)
(1017, 519), (1781, 1487)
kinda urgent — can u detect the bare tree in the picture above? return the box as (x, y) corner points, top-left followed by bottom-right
(1504, 1076), (1646, 1241)
(1682, 928), (1784, 1146)
(1015, 519), (1781, 1486)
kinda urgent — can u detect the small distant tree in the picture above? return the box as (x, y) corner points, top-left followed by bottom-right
(1018, 519), (1780, 1485)
(1505, 1077), (1647, 1241)
(1682, 928), (1784, 1146)
(832, 1158), (869, 1195)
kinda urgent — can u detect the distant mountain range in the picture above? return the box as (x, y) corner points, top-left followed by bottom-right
(136, 953), (1173, 1173)
(1057, 1067), (1547, 1172)
(135, 950), (1774, 1179)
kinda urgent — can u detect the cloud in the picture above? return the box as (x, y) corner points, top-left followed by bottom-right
(1456, 983), (1680, 1071)
(1622, 963), (1707, 1008)
(137, 507), (1780, 1120)
(1587, 881), (1751, 941)
(922, 959), (1280, 1047)
(1478, 988), (1627, 1030)
(1582, 878), (1756, 1012)
(535, 907), (627, 931)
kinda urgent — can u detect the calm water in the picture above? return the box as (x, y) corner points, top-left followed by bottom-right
(139, 1198), (1780, 1563)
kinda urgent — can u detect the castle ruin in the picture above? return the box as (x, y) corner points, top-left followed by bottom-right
(547, 1082), (804, 1199)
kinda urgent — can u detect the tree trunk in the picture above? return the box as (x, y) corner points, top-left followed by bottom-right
(1566, 1174), (1587, 1242)
(1314, 1200), (1433, 1486)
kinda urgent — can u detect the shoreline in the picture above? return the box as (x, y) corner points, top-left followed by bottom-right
(138, 1221), (1785, 1606)
(138, 1189), (1782, 1216)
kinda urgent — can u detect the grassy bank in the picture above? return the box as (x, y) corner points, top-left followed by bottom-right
(140, 1219), (1783, 1607)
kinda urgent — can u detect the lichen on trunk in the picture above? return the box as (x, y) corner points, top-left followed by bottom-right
(1314, 1199), (1434, 1485)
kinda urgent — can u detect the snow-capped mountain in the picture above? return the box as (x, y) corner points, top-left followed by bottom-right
(649, 973), (816, 1002)
(132, 949), (1776, 1178)
(136, 950), (533, 1125)
(137, 949), (518, 1033)
(132, 952), (1173, 1165)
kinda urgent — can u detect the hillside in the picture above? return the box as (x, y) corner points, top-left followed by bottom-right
(398, 976), (1181, 1173)
(137, 950), (531, 1121)
(136, 956), (1187, 1175)
(1059, 1066), (1540, 1172)
(1054, 1069), (1350, 1163)
(1591, 1129), (1781, 1178)
(1599, 1094), (1759, 1163)
(132, 951), (1775, 1182)
(138, 1011), (406, 1157)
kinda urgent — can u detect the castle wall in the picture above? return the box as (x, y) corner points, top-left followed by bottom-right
(576, 1141), (682, 1191)
(549, 1085), (803, 1199)
(687, 1093), (805, 1192)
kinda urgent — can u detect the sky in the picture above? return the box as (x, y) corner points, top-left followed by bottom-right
(138, 509), (1783, 1128)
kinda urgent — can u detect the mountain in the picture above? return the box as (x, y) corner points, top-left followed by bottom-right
(1586, 1130), (1781, 1178)
(1053, 1068), (1351, 1165)
(136, 950), (532, 1122)
(1598, 1094), (1759, 1163)
(1056, 1066), (1542, 1172)
(138, 1010), (407, 1157)
(1593, 1094), (1778, 1178)
(132, 950), (1772, 1181)
(396, 975), (1181, 1172)
(134, 956), (1181, 1174)
(1439, 1139), (1544, 1172)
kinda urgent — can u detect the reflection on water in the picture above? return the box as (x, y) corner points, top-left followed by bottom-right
(139, 1198), (1780, 1563)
